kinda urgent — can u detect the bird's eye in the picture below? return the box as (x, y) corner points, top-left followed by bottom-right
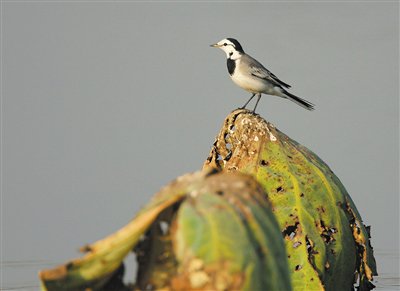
(223, 43), (227, 46)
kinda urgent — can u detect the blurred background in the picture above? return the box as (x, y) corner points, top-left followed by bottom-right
(2, 1), (399, 290)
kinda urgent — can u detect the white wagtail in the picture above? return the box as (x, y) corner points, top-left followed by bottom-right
(211, 38), (315, 112)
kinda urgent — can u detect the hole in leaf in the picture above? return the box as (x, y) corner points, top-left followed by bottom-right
(282, 223), (299, 240)
(306, 236), (318, 256)
(224, 151), (232, 161)
(319, 220), (336, 244)
(159, 221), (169, 235)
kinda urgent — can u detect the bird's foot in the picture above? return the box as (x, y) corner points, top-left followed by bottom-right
(251, 109), (260, 115)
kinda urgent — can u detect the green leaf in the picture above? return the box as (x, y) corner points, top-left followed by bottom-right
(40, 170), (292, 291)
(172, 172), (291, 291)
(204, 109), (377, 291)
(39, 171), (199, 290)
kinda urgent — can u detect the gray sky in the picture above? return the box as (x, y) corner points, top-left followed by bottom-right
(2, 1), (399, 289)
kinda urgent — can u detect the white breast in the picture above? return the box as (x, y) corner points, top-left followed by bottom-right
(230, 59), (272, 94)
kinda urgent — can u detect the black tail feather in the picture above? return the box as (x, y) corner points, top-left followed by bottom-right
(282, 90), (315, 111)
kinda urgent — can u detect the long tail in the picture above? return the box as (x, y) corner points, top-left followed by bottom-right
(282, 89), (315, 111)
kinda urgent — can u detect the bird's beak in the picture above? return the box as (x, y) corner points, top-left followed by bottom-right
(210, 43), (220, 48)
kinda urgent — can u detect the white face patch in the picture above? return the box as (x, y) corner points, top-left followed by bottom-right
(217, 38), (242, 60)
(229, 50), (242, 60)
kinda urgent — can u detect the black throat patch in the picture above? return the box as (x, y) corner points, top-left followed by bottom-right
(227, 58), (236, 75)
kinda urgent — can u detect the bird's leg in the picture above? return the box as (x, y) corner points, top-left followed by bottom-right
(252, 93), (262, 113)
(240, 93), (256, 109)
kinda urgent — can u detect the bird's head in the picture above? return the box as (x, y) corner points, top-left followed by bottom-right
(210, 38), (244, 60)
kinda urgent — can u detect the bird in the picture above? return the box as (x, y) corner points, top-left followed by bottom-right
(210, 38), (315, 112)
